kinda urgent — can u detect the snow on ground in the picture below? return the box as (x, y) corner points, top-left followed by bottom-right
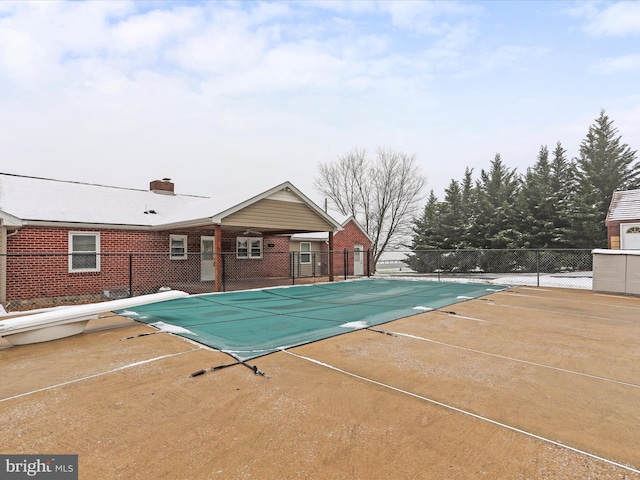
(375, 271), (593, 290)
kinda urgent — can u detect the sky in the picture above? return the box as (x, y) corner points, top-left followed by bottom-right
(1, 0), (640, 208)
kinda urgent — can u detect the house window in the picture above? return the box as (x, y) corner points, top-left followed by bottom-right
(626, 226), (640, 234)
(69, 232), (100, 272)
(170, 235), (188, 260)
(237, 237), (263, 259)
(300, 242), (311, 264)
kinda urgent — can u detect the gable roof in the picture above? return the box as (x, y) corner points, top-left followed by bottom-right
(291, 215), (372, 243)
(0, 173), (341, 232)
(606, 189), (640, 224)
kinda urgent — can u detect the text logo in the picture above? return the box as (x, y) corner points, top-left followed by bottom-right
(1, 455), (78, 479)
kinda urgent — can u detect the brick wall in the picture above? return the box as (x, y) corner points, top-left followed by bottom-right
(4, 224), (371, 308)
(5, 226), (217, 305)
(332, 220), (372, 276)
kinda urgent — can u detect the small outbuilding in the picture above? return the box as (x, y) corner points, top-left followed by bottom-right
(605, 189), (640, 250)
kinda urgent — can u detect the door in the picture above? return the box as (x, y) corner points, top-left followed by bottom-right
(621, 224), (640, 250)
(201, 236), (215, 281)
(354, 244), (364, 276)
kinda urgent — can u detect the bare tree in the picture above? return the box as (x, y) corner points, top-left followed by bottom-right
(315, 147), (427, 268)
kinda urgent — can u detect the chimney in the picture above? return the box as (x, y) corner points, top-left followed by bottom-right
(150, 178), (174, 195)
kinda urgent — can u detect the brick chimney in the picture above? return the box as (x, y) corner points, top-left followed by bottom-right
(150, 178), (174, 195)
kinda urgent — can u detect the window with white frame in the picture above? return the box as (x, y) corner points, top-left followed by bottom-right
(300, 242), (311, 264)
(237, 237), (263, 259)
(69, 232), (100, 272)
(170, 234), (188, 260)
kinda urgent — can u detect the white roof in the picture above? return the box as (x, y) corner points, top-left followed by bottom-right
(0, 173), (340, 231)
(606, 189), (640, 223)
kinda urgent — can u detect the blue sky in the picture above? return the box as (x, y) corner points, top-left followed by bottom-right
(1, 0), (639, 207)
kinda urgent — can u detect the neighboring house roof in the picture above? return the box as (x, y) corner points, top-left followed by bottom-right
(0, 173), (341, 232)
(606, 189), (640, 224)
(291, 215), (372, 243)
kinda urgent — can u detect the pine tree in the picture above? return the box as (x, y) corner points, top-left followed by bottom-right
(409, 190), (440, 250)
(406, 190), (441, 272)
(438, 180), (466, 249)
(518, 145), (554, 248)
(518, 144), (574, 248)
(459, 167), (477, 248)
(549, 142), (576, 246)
(473, 154), (521, 248)
(570, 110), (639, 247)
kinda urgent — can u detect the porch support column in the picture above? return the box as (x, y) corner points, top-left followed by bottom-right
(214, 224), (223, 292)
(328, 231), (334, 282)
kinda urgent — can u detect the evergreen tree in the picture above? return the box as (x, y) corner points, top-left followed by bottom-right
(406, 190), (441, 272)
(549, 142), (576, 246)
(518, 145), (554, 248)
(408, 190), (440, 250)
(473, 154), (521, 248)
(459, 167), (477, 248)
(438, 179), (467, 249)
(517, 144), (574, 248)
(570, 110), (639, 247)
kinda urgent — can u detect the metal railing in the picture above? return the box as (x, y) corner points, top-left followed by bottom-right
(2, 249), (372, 310)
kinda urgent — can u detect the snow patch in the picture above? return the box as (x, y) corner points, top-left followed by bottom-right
(413, 306), (433, 311)
(340, 320), (368, 329)
(150, 321), (197, 335)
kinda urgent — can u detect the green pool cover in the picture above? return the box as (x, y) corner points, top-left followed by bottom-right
(116, 279), (508, 361)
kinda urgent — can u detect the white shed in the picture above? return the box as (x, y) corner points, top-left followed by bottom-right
(606, 189), (640, 249)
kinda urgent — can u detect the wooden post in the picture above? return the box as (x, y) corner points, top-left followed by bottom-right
(328, 231), (334, 282)
(214, 224), (223, 292)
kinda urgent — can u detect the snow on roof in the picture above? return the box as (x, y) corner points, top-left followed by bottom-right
(0, 173), (341, 231)
(0, 173), (204, 227)
(606, 189), (640, 223)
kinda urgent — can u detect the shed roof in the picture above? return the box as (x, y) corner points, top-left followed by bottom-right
(606, 189), (640, 224)
(0, 173), (341, 232)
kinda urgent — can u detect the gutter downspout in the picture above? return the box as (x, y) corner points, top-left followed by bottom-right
(328, 231), (334, 282)
(1, 226), (19, 305)
(0, 220), (6, 304)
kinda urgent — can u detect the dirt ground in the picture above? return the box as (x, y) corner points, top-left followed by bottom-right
(1, 286), (639, 479)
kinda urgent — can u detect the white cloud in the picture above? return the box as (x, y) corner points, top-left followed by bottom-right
(112, 7), (200, 53)
(1, 0), (639, 205)
(582, 1), (640, 36)
(381, 0), (480, 35)
(590, 53), (640, 74)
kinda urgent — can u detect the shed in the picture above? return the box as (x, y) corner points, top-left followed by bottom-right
(605, 189), (640, 249)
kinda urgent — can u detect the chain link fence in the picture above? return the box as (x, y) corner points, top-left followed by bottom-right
(2, 249), (372, 311)
(376, 249), (593, 289)
(2, 248), (594, 311)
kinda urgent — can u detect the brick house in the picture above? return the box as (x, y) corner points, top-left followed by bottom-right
(606, 189), (640, 249)
(290, 216), (373, 277)
(0, 173), (361, 309)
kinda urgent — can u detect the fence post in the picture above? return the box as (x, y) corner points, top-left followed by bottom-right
(366, 249), (371, 277)
(291, 251), (295, 285)
(221, 253), (226, 292)
(437, 249), (441, 282)
(312, 252), (316, 277)
(344, 249), (348, 280)
(128, 254), (133, 297)
(536, 249), (540, 287)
